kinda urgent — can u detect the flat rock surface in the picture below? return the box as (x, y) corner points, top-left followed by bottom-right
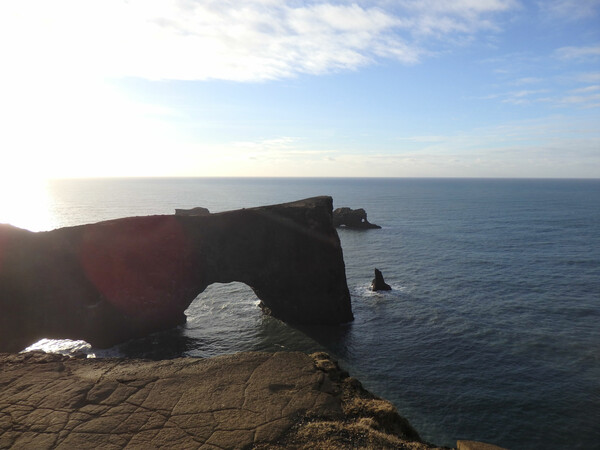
(0, 351), (445, 449)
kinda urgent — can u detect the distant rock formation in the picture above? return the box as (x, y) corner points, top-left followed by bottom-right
(0, 197), (353, 352)
(371, 268), (392, 291)
(175, 206), (210, 216)
(333, 207), (381, 229)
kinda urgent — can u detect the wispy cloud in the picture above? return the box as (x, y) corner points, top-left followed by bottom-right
(229, 136), (337, 161)
(384, 116), (600, 177)
(555, 45), (600, 62)
(483, 83), (600, 109)
(480, 41), (600, 109)
(553, 84), (600, 108)
(0, 0), (520, 82)
(232, 137), (299, 151)
(396, 135), (450, 143)
(512, 77), (543, 85)
(570, 85), (600, 93)
(502, 89), (550, 104)
(537, 0), (600, 21)
(558, 92), (600, 106)
(390, 0), (520, 36)
(576, 72), (600, 83)
(478, 88), (551, 105)
(207, 115), (600, 178)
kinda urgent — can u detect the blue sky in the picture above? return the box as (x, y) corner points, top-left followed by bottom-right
(1, 0), (599, 179)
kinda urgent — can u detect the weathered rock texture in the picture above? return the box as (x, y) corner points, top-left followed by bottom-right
(371, 268), (392, 291)
(333, 207), (381, 229)
(0, 351), (445, 449)
(0, 197), (353, 352)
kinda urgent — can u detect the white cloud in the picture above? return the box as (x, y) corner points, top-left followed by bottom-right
(512, 77), (543, 85)
(497, 89), (550, 105)
(576, 72), (600, 83)
(483, 82), (600, 109)
(558, 92), (600, 105)
(538, 0), (600, 20)
(364, 0), (520, 49)
(570, 85), (600, 93)
(555, 45), (600, 62)
(0, 0), (519, 82)
(480, 45), (600, 109)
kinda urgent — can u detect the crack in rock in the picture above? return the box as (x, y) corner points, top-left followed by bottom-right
(0, 352), (445, 449)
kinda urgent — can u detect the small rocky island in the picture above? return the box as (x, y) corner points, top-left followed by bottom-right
(371, 268), (392, 291)
(333, 207), (381, 229)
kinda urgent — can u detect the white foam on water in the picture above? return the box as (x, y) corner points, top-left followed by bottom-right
(23, 338), (93, 357)
(352, 282), (408, 298)
(21, 338), (124, 358)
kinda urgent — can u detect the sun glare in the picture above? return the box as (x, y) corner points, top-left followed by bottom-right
(0, 176), (55, 232)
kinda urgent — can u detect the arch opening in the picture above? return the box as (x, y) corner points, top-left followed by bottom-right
(181, 282), (323, 358)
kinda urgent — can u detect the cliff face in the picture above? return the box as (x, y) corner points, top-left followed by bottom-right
(0, 197), (353, 352)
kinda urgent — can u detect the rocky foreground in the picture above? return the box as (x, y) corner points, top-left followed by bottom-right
(0, 351), (446, 449)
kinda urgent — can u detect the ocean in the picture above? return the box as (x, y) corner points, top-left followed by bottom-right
(9, 177), (600, 449)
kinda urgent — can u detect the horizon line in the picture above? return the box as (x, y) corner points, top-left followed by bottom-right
(45, 175), (600, 181)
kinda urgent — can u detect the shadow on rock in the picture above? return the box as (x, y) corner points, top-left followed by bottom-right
(113, 326), (202, 360)
(291, 322), (354, 360)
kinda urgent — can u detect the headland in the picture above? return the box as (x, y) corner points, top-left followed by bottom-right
(1, 351), (448, 449)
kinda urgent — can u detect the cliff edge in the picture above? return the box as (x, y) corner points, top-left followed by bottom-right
(0, 351), (446, 449)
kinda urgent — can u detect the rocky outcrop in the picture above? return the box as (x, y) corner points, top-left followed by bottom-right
(0, 351), (444, 449)
(371, 268), (392, 291)
(0, 197), (353, 352)
(175, 206), (210, 216)
(333, 207), (381, 229)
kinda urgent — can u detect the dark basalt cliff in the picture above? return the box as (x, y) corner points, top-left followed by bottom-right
(0, 197), (353, 352)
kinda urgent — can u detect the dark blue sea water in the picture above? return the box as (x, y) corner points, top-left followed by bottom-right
(27, 178), (600, 449)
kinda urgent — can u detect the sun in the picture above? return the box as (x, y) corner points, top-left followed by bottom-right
(0, 175), (55, 232)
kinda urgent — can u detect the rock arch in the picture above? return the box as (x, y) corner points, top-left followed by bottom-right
(0, 197), (353, 352)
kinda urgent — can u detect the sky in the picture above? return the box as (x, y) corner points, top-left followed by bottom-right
(0, 0), (599, 179)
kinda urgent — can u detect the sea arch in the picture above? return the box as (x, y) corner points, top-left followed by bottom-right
(0, 197), (353, 352)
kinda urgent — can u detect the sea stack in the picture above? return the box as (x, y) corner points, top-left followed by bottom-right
(371, 268), (392, 291)
(333, 207), (381, 229)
